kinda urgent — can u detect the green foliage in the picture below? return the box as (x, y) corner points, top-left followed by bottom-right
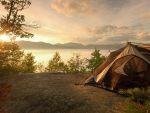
(119, 88), (150, 113)
(0, 43), (107, 75)
(0, 41), (37, 75)
(66, 52), (87, 74)
(119, 88), (150, 103)
(45, 50), (106, 74)
(21, 52), (36, 73)
(46, 51), (65, 72)
(0, 0), (39, 39)
(86, 48), (106, 73)
(0, 41), (24, 75)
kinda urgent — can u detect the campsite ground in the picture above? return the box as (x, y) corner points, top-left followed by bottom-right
(0, 73), (126, 113)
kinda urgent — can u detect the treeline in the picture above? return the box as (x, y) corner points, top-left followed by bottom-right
(0, 41), (36, 75)
(0, 41), (106, 76)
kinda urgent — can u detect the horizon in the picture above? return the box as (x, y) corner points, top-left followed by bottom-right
(15, 40), (122, 45)
(0, 0), (150, 45)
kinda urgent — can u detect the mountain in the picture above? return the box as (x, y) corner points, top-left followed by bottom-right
(15, 41), (123, 50)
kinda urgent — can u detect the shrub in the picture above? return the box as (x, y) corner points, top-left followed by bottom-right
(119, 88), (150, 113)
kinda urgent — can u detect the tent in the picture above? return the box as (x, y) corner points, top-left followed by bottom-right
(85, 42), (150, 90)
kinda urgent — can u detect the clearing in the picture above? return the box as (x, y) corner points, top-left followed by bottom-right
(0, 73), (126, 113)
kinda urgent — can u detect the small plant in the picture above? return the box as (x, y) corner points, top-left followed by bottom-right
(119, 88), (150, 113)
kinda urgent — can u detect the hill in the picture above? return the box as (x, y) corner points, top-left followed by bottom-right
(0, 73), (126, 113)
(15, 41), (123, 50)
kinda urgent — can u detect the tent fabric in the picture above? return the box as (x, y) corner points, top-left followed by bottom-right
(95, 43), (150, 83)
(114, 57), (133, 76)
(86, 43), (150, 90)
(84, 75), (97, 84)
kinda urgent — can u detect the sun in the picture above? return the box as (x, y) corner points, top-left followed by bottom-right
(0, 34), (10, 41)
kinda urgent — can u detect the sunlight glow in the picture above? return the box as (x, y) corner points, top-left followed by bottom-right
(0, 34), (10, 41)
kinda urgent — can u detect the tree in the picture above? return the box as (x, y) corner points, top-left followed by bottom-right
(86, 48), (106, 73)
(36, 62), (46, 73)
(21, 52), (36, 73)
(0, 0), (39, 39)
(0, 41), (38, 75)
(46, 51), (65, 72)
(0, 41), (24, 75)
(66, 52), (87, 74)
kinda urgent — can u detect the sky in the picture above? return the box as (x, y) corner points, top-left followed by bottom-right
(1, 0), (150, 45)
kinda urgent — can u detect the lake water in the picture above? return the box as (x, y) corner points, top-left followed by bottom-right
(24, 49), (109, 66)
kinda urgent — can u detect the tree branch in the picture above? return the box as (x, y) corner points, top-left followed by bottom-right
(12, 10), (18, 26)
(0, 0), (40, 38)
(6, 1), (14, 23)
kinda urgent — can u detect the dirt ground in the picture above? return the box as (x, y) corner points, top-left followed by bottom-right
(0, 73), (126, 113)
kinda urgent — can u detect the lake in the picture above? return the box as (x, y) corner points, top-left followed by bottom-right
(24, 49), (109, 66)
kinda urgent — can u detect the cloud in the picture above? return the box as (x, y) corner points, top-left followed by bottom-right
(96, 34), (137, 45)
(137, 32), (150, 41)
(2, 0), (150, 45)
(83, 24), (148, 44)
(105, 0), (129, 9)
(107, 35), (136, 42)
(43, 26), (62, 32)
(50, 0), (96, 17)
(74, 24), (137, 44)
(84, 25), (117, 35)
(70, 36), (102, 44)
(119, 26), (130, 30)
(50, 0), (131, 17)
(144, 12), (150, 19)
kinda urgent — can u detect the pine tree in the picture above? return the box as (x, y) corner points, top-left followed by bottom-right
(86, 48), (106, 73)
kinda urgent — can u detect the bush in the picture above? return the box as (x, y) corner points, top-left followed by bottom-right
(119, 88), (150, 113)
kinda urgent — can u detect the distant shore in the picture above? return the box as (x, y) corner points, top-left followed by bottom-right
(16, 40), (123, 50)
